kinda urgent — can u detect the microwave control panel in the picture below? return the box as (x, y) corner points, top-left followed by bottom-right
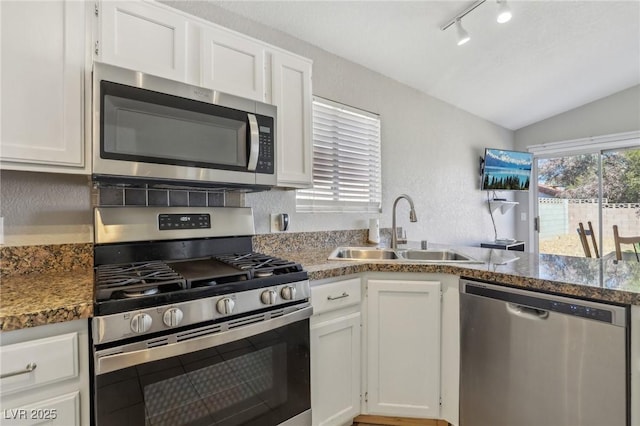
(255, 117), (274, 174)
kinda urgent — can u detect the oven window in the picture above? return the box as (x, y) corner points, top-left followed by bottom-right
(95, 319), (309, 426)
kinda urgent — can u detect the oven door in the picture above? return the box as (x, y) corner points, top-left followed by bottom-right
(92, 305), (311, 426)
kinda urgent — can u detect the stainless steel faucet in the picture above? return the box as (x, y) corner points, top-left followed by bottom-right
(391, 194), (418, 249)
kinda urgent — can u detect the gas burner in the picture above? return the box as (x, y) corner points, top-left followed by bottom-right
(255, 270), (274, 278)
(121, 287), (160, 298)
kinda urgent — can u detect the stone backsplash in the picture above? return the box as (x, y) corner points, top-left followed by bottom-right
(0, 243), (93, 277)
(0, 228), (394, 277)
(253, 228), (395, 254)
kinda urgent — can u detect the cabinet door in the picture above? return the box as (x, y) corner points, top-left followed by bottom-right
(366, 279), (441, 418)
(272, 52), (313, 187)
(200, 26), (265, 101)
(99, 0), (188, 81)
(3, 391), (80, 426)
(311, 312), (361, 426)
(0, 0), (86, 170)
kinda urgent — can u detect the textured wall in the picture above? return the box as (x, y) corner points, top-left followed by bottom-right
(0, 171), (92, 246)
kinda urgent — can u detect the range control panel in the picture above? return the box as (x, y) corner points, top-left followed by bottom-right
(159, 213), (211, 230)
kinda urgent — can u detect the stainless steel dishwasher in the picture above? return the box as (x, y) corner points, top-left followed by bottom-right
(460, 278), (629, 426)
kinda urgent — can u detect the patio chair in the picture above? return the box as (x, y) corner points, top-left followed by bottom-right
(613, 225), (640, 262)
(577, 221), (599, 258)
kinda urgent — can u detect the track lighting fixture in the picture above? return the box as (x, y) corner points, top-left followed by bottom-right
(455, 19), (470, 46)
(496, 0), (512, 23)
(440, 0), (513, 46)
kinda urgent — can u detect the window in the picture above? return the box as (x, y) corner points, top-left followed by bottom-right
(296, 97), (381, 213)
(528, 130), (640, 257)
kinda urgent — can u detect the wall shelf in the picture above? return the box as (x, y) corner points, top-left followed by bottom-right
(488, 200), (518, 214)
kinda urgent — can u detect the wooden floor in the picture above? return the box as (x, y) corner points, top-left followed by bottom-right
(352, 414), (449, 426)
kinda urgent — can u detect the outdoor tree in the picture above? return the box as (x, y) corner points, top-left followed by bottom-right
(538, 150), (640, 203)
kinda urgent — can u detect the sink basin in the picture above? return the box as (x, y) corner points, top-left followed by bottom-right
(328, 247), (399, 260)
(328, 247), (482, 263)
(398, 249), (479, 262)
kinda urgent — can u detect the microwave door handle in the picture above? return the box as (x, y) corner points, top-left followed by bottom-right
(247, 113), (259, 171)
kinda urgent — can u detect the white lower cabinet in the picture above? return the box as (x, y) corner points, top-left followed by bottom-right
(365, 278), (441, 419)
(310, 277), (362, 426)
(0, 320), (90, 426)
(4, 392), (80, 426)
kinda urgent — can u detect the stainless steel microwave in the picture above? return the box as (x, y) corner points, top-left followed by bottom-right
(92, 62), (276, 189)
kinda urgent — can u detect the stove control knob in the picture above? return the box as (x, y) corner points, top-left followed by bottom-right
(163, 308), (184, 327)
(261, 289), (278, 305)
(216, 297), (235, 315)
(280, 286), (297, 301)
(130, 313), (152, 334)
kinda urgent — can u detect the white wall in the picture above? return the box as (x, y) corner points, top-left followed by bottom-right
(515, 85), (640, 148)
(513, 85), (640, 248)
(0, 171), (93, 246)
(165, 1), (516, 246)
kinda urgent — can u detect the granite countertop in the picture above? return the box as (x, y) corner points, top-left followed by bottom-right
(0, 269), (94, 332)
(269, 245), (640, 306)
(2, 244), (639, 333)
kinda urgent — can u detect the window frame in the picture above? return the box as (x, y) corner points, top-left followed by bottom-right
(296, 96), (382, 213)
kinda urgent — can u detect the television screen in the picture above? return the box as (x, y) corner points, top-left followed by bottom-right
(481, 148), (533, 191)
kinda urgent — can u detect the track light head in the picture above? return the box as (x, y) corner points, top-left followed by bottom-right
(496, 0), (512, 23)
(455, 19), (470, 45)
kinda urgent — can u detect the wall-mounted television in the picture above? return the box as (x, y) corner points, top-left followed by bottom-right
(481, 148), (533, 191)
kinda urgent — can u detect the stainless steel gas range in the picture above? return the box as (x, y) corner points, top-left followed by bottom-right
(90, 207), (312, 426)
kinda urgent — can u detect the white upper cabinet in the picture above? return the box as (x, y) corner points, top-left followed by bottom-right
(95, 0), (313, 188)
(272, 52), (313, 188)
(366, 279), (441, 419)
(200, 26), (266, 101)
(99, 1), (189, 82)
(0, 0), (87, 172)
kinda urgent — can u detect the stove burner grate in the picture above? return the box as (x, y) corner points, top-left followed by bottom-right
(214, 252), (303, 278)
(95, 261), (186, 301)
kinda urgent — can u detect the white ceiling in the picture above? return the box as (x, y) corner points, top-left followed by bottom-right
(212, 0), (640, 130)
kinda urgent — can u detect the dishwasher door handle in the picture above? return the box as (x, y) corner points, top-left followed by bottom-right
(507, 303), (549, 320)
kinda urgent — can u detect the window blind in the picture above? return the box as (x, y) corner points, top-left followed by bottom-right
(297, 97), (382, 213)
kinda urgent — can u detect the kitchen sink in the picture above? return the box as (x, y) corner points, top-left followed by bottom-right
(328, 247), (399, 260)
(328, 247), (482, 263)
(397, 249), (480, 263)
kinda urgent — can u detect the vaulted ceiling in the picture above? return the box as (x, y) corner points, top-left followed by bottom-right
(213, 1), (640, 130)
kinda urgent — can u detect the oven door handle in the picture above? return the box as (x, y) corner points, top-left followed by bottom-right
(95, 305), (313, 375)
(247, 113), (259, 171)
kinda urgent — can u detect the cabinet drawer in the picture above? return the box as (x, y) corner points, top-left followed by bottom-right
(311, 278), (361, 315)
(0, 333), (78, 395)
